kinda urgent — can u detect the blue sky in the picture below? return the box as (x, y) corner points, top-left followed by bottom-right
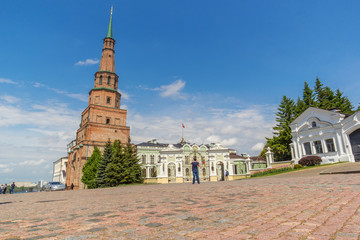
(1, 0), (360, 184)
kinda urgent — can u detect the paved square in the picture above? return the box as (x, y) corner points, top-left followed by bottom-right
(2, 167), (360, 239)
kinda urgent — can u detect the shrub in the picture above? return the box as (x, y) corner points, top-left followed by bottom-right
(294, 164), (303, 169)
(298, 156), (322, 166)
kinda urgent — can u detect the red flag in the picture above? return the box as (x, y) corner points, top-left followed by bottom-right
(182, 123), (185, 128)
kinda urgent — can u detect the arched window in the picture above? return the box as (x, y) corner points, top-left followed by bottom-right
(312, 121), (317, 128)
(99, 76), (103, 85)
(107, 76), (111, 85)
(106, 97), (111, 104)
(142, 155), (146, 164)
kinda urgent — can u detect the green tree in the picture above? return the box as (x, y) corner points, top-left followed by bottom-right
(96, 140), (113, 187)
(121, 138), (143, 184)
(302, 81), (315, 107)
(333, 89), (354, 114)
(266, 96), (295, 161)
(81, 147), (101, 189)
(105, 140), (125, 187)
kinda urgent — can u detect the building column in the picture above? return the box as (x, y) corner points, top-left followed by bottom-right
(245, 157), (251, 174)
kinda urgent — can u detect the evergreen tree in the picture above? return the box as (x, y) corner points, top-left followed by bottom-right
(303, 81), (315, 107)
(333, 89), (354, 114)
(81, 147), (101, 189)
(95, 140), (113, 187)
(105, 140), (125, 187)
(105, 138), (143, 186)
(266, 96), (295, 161)
(294, 97), (306, 118)
(121, 138), (143, 184)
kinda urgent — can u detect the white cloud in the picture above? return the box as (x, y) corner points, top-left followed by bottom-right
(139, 79), (186, 99)
(251, 142), (265, 151)
(159, 79), (186, 98)
(119, 90), (130, 100)
(19, 159), (47, 166)
(0, 78), (18, 85)
(128, 104), (275, 156)
(33, 82), (87, 102)
(75, 58), (99, 66)
(0, 95), (20, 103)
(0, 168), (13, 173)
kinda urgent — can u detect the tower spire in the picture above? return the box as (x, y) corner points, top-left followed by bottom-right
(106, 6), (113, 39)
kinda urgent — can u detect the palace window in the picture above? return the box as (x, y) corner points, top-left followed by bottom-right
(142, 155), (146, 164)
(185, 156), (189, 164)
(107, 76), (111, 85)
(325, 139), (335, 152)
(304, 142), (312, 155)
(314, 140), (323, 154)
(99, 76), (103, 85)
(150, 155), (155, 164)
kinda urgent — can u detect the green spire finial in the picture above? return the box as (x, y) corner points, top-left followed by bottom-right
(106, 6), (113, 39)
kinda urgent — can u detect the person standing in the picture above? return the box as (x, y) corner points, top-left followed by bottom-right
(10, 182), (15, 194)
(225, 169), (229, 181)
(191, 157), (200, 184)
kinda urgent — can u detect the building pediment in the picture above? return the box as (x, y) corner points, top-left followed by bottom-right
(291, 107), (345, 132)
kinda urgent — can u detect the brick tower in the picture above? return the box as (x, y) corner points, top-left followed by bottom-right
(66, 8), (130, 189)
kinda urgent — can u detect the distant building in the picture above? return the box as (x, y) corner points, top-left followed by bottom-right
(15, 182), (37, 188)
(66, 9), (130, 189)
(136, 139), (265, 183)
(53, 157), (68, 184)
(290, 107), (360, 164)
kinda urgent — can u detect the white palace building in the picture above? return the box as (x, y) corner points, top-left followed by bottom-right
(290, 107), (360, 164)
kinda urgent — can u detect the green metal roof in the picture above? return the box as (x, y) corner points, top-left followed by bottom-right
(91, 87), (117, 92)
(106, 6), (113, 39)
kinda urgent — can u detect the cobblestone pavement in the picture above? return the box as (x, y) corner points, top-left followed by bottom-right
(2, 166), (360, 239)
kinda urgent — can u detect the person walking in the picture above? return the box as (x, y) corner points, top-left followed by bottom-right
(10, 182), (15, 194)
(225, 169), (229, 181)
(191, 157), (200, 184)
(3, 184), (8, 194)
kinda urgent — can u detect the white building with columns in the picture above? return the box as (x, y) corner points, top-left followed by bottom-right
(290, 107), (360, 164)
(136, 139), (263, 183)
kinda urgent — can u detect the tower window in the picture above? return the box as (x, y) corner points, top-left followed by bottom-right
(107, 76), (111, 85)
(99, 76), (103, 85)
(106, 97), (111, 104)
(109, 41), (112, 47)
(106, 118), (110, 124)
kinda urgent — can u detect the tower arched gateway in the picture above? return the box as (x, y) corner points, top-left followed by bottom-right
(350, 129), (360, 162)
(66, 8), (130, 189)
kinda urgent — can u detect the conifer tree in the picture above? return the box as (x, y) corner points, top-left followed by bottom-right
(81, 147), (101, 189)
(95, 140), (113, 187)
(333, 89), (354, 114)
(105, 140), (125, 187)
(266, 96), (295, 161)
(302, 81), (315, 107)
(122, 138), (143, 184)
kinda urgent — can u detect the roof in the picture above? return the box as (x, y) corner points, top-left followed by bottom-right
(106, 7), (113, 39)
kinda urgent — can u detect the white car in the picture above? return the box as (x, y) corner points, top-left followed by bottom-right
(44, 182), (66, 191)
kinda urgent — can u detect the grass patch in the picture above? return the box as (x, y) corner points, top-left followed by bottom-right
(250, 162), (345, 178)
